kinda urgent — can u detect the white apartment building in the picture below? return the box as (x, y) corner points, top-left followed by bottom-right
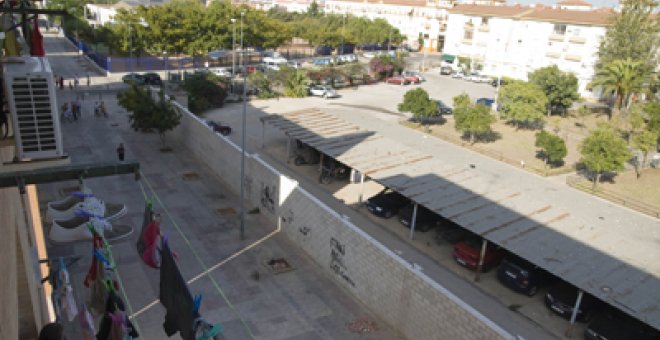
(444, 1), (613, 96)
(85, 0), (172, 27)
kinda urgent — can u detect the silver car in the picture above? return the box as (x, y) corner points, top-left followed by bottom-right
(309, 85), (339, 99)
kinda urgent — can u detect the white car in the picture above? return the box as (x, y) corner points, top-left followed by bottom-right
(475, 74), (491, 83)
(209, 67), (231, 77)
(309, 85), (339, 99)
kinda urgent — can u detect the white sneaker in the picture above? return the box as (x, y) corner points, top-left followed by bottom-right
(47, 195), (127, 222)
(49, 213), (133, 244)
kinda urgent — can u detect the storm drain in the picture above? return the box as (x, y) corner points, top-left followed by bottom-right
(181, 172), (200, 181)
(216, 207), (236, 216)
(264, 258), (294, 275)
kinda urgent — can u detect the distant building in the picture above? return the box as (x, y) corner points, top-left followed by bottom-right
(85, 0), (173, 27)
(443, 2), (613, 97)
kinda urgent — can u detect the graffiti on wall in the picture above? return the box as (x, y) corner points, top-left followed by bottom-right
(330, 237), (355, 287)
(260, 183), (276, 214)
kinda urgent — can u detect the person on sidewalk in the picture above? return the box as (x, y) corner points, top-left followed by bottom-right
(99, 101), (107, 117)
(117, 143), (125, 161)
(59, 76), (64, 90)
(86, 72), (91, 86)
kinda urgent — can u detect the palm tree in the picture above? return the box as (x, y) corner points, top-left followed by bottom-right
(591, 58), (648, 111)
(282, 69), (310, 98)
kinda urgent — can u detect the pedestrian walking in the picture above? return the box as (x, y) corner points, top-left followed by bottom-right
(59, 76), (64, 89)
(68, 81), (73, 90)
(116, 143), (125, 161)
(94, 102), (100, 117)
(86, 72), (91, 86)
(99, 101), (107, 117)
(74, 75), (79, 88)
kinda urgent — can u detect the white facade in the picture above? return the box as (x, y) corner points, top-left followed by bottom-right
(444, 4), (610, 97)
(323, 0), (458, 51)
(85, 4), (118, 27)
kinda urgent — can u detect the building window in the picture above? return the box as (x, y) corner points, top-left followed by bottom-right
(481, 17), (489, 26)
(464, 29), (473, 40)
(553, 24), (567, 35)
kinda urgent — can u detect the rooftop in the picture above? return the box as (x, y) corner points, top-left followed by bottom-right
(449, 3), (614, 25)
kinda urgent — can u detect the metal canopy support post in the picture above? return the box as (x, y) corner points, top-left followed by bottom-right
(358, 173), (365, 203)
(409, 203), (418, 240)
(285, 135), (292, 163)
(0, 162), (140, 189)
(565, 290), (584, 337)
(474, 239), (488, 281)
(318, 153), (324, 172)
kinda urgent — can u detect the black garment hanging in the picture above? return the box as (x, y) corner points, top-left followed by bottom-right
(136, 201), (154, 257)
(96, 290), (139, 339)
(160, 239), (197, 340)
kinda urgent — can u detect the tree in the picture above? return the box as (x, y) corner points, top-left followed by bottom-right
(597, 0), (660, 71)
(590, 58), (647, 111)
(632, 130), (658, 177)
(369, 55), (403, 80)
(453, 94), (496, 144)
(248, 72), (278, 99)
(498, 81), (548, 129)
(181, 72), (228, 114)
(280, 68), (310, 98)
(307, 1), (322, 17)
(528, 65), (580, 116)
(535, 130), (567, 168)
(646, 102), (660, 136)
(117, 85), (182, 146)
(398, 88), (438, 122)
(609, 103), (646, 144)
(579, 126), (632, 189)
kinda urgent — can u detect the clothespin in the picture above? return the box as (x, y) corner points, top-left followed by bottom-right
(193, 294), (202, 315)
(103, 279), (116, 294)
(93, 249), (112, 268)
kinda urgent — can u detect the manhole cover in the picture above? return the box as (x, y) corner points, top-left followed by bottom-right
(181, 172), (200, 181)
(216, 207), (236, 216)
(264, 258), (294, 274)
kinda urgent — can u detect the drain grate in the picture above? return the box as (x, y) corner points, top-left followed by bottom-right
(264, 258), (294, 274)
(216, 207), (236, 216)
(181, 172), (200, 181)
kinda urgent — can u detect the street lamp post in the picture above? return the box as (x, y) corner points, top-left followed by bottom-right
(231, 18), (236, 79)
(128, 24), (132, 73)
(163, 51), (168, 81)
(239, 11), (246, 241)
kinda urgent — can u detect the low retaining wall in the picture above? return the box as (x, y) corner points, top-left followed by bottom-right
(168, 104), (511, 340)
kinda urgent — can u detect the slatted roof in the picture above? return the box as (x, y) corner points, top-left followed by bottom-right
(261, 108), (660, 331)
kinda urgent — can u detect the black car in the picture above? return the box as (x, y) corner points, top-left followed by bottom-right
(435, 221), (471, 244)
(143, 72), (163, 86)
(544, 281), (599, 322)
(491, 79), (508, 87)
(435, 100), (453, 115)
(398, 204), (441, 232)
(585, 310), (660, 340)
(122, 73), (145, 85)
(497, 254), (549, 296)
(366, 189), (408, 218)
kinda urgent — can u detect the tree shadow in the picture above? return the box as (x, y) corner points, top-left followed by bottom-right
(460, 130), (501, 143)
(505, 120), (545, 130)
(534, 151), (566, 168)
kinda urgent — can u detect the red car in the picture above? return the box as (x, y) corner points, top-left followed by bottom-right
(384, 76), (410, 85)
(453, 237), (505, 272)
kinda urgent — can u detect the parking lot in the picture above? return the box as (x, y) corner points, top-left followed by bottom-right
(204, 70), (591, 339)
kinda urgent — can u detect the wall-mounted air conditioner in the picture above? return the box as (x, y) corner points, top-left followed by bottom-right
(3, 57), (63, 161)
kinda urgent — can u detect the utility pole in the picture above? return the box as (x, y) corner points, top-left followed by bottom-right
(239, 11), (246, 241)
(231, 18), (236, 78)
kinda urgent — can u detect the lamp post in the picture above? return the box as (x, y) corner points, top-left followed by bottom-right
(239, 10), (246, 241)
(163, 51), (168, 81)
(128, 24), (132, 73)
(231, 18), (236, 79)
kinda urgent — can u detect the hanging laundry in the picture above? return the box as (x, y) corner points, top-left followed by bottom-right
(96, 290), (139, 340)
(85, 234), (111, 315)
(141, 217), (162, 269)
(160, 238), (197, 340)
(136, 201), (153, 257)
(79, 303), (97, 340)
(1, 0), (21, 56)
(107, 310), (129, 340)
(57, 259), (78, 322)
(30, 16), (44, 56)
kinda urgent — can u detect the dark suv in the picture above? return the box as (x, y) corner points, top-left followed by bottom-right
(497, 254), (549, 296)
(544, 281), (599, 322)
(398, 204), (440, 232)
(585, 309), (660, 340)
(366, 189), (408, 218)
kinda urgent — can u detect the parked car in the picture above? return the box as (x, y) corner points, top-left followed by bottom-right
(491, 78), (508, 87)
(585, 309), (660, 340)
(398, 204), (441, 232)
(497, 254), (549, 296)
(440, 66), (453, 75)
(366, 189), (409, 218)
(544, 281), (599, 322)
(122, 73), (145, 85)
(435, 100), (453, 115)
(336, 54), (358, 64)
(384, 76), (410, 85)
(464, 72), (482, 82)
(209, 67), (232, 77)
(286, 60), (303, 69)
(313, 57), (334, 66)
(316, 45), (333, 56)
(208, 49), (229, 60)
(436, 222), (471, 244)
(309, 85), (339, 99)
(453, 237), (505, 272)
(204, 120), (231, 136)
(142, 72), (162, 86)
(451, 71), (466, 79)
(401, 71), (425, 82)
(475, 74), (491, 83)
(476, 98), (496, 108)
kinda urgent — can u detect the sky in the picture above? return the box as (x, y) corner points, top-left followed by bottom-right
(505, 0), (619, 9)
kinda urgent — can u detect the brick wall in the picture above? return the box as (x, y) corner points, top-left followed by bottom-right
(169, 104), (511, 340)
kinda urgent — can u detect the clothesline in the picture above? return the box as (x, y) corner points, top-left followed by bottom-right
(138, 172), (256, 339)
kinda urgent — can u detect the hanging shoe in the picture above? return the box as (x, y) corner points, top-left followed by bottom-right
(49, 212), (133, 244)
(47, 194), (127, 222)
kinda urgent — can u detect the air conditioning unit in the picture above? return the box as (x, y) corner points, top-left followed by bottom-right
(3, 57), (63, 161)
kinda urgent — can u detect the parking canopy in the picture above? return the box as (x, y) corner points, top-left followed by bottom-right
(261, 108), (660, 331)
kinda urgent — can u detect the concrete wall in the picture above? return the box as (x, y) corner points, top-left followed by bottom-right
(169, 104), (511, 340)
